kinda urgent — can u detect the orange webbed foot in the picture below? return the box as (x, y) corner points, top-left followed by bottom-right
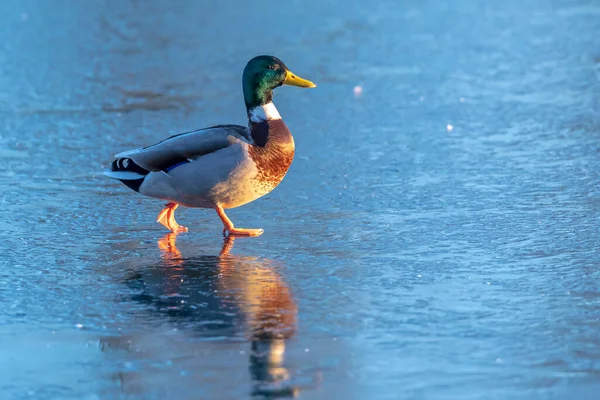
(224, 227), (264, 237)
(157, 202), (188, 233)
(214, 204), (263, 237)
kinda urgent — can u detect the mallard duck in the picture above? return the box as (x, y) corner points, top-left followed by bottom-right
(104, 55), (315, 237)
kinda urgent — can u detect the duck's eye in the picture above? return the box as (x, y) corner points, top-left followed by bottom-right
(267, 65), (276, 70)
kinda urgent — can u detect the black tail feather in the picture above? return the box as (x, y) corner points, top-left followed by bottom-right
(122, 178), (144, 192)
(111, 158), (150, 175)
(111, 158), (149, 193)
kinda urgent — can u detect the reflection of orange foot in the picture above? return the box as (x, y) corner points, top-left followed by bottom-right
(219, 236), (236, 257)
(215, 204), (264, 237)
(157, 232), (182, 261)
(157, 202), (188, 233)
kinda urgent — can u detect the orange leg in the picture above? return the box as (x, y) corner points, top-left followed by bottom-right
(215, 204), (263, 237)
(156, 202), (188, 233)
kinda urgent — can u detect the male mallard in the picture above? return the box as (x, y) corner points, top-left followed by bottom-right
(104, 55), (315, 237)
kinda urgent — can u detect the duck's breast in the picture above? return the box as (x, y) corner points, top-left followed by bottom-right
(247, 119), (295, 200)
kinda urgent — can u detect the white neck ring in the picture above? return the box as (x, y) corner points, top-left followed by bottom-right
(249, 102), (281, 122)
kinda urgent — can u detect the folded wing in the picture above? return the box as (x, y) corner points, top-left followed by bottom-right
(114, 124), (252, 172)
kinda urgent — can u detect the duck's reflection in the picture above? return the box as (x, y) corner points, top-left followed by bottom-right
(108, 233), (302, 397)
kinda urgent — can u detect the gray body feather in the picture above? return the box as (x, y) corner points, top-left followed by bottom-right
(105, 125), (268, 209)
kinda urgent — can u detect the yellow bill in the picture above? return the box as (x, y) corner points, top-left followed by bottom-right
(284, 70), (316, 88)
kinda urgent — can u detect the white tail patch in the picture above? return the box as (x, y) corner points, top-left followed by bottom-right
(103, 170), (145, 180)
(249, 102), (281, 122)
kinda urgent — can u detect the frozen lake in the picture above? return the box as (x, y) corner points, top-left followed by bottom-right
(1, 0), (599, 398)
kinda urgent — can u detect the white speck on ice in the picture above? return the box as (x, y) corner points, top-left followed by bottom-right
(460, 97), (465, 102)
(446, 124), (454, 132)
(75, 323), (83, 329)
(353, 85), (363, 97)
(305, 348), (310, 353)
(417, 274), (422, 278)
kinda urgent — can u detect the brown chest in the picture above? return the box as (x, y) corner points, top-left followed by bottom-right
(248, 143), (295, 193)
(247, 119), (296, 193)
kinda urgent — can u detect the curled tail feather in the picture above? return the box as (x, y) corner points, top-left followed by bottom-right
(104, 157), (149, 192)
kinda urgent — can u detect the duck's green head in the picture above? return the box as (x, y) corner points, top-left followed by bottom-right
(242, 55), (316, 109)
